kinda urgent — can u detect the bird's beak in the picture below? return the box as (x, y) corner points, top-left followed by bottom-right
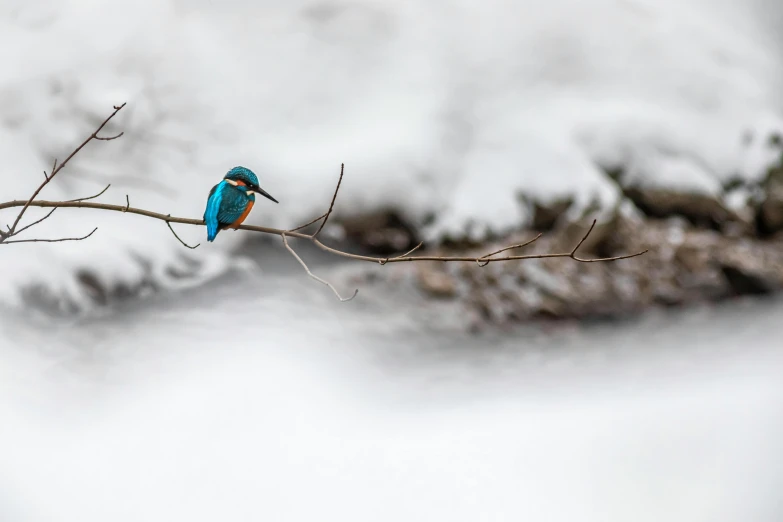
(252, 185), (279, 204)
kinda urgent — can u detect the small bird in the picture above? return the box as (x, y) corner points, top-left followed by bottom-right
(203, 166), (278, 242)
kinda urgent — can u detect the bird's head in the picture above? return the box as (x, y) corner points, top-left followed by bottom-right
(224, 166), (279, 204)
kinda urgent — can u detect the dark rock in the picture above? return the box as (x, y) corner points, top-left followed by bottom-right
(77, 270), (108, 306)
(623, 186), (737, 229)
(338, 210), (419, 255)
(531, 197), (573, 231)
(720, 266), (775, 295)
(757, 186), (783, 235)
(716, 241), (783, 295)
(756, 157), (783, 236)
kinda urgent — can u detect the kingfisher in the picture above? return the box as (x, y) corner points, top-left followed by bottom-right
(203, 166), (278, 242)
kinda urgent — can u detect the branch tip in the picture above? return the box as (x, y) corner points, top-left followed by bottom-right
(0, 226), (97, 244)
(94, 131), (124, 141)
(66, 183), (111, 203)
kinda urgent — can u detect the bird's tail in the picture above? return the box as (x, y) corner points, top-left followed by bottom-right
(206, 220), (218, 242)
(204, 183), (224, 242)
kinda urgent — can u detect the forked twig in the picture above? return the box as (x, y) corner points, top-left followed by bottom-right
(10, 184), (112, 239)
(476, 233), (544, 267)
(12, 208), (58, 238)
(379, 241), (424, 265)
(43, 159), (57, 180)
(282, 232), (358, 302)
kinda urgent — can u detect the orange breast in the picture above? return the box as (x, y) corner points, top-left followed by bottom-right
(228, 199), (254, 229)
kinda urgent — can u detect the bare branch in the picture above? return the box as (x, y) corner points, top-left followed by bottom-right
(166, 215), (200, 249)
(0, 199), (648, 263)
(282, 232), (358, 302)
(0, 227), (97, 244)
(0, 103), (649, 302)
(2, 102), (126, 242)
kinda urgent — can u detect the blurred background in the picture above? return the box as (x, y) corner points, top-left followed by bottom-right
(1, 1), (783, 520)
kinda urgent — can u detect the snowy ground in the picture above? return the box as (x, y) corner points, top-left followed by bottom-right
(1, 272), (782, 522)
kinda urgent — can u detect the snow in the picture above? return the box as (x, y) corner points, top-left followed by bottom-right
(2, 277), (783, 522)
(0, 0), (782, 306)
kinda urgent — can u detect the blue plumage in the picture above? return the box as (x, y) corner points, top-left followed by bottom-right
(203, 166), (279, 242)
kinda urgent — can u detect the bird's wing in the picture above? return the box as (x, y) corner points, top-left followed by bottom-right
(204, 182), (226, 241)
(217, 185), (250, 225)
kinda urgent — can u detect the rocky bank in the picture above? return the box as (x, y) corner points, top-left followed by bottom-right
(340, 133), (783, 330)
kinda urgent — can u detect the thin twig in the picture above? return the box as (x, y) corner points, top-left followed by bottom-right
(569, 219), (619, 262)
(65, 184), (111, 203)
(476, 232), (543, 267)
(166, 215), (200, 249)
(282, 232), (358, 302)
(379, 241), (425, 265)
(0, 227), (97, 244)
(43, 159), (57, 180)
(12, 208), (57, 237)
(313, 163), (344, 237)
(124, 195), (130, 212)
(288, 212), (328, 232)
(94, 132), (124, 141)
